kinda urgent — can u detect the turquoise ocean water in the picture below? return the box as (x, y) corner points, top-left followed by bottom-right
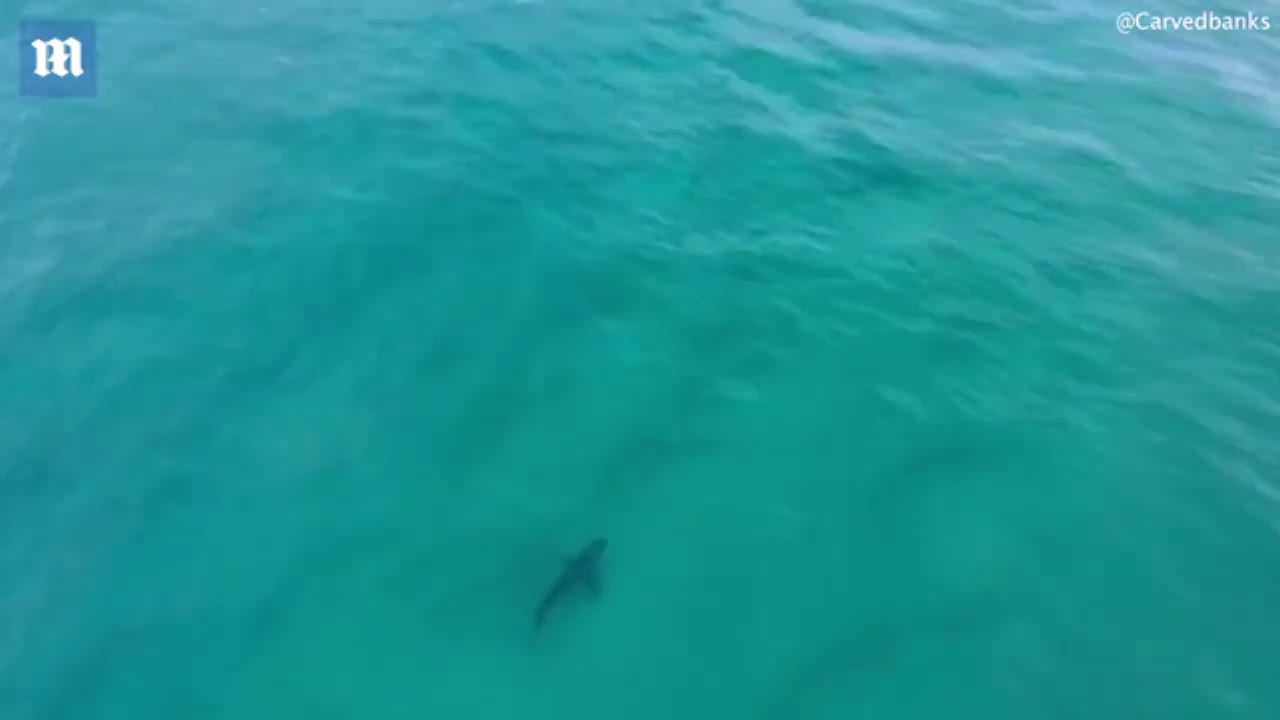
(2, 1), (1279, 717)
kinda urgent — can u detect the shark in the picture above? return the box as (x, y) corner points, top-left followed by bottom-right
(534, 538), (607, 630)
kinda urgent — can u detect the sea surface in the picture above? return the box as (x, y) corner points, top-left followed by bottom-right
(2, 1), (1279, 718)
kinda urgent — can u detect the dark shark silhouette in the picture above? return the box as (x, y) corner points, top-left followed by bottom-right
(534, 538), (607, 629)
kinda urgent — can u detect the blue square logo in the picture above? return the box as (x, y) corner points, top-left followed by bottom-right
(18, 18), (97, 98)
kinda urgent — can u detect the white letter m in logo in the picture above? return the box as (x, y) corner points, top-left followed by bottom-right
(31, 37), (84, 78)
